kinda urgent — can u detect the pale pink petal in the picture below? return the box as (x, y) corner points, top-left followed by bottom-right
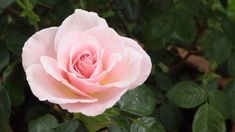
(26, 64), (97, 104)
(22, 27), (57, 70)
(101, 47), (143, 88)
(60, 87), (128, 116)
(55, 9), (108, 51)
(57, 31), (101, 74)
(67, 53), (122, 93)
(40, 56), (96, 100)
(85, 27), (125, 63)
(68, 40), (102, 78)
(121, 37), (152, 89)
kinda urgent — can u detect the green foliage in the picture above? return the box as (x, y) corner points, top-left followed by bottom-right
(74, 111), (115, 132)
(228, 53), (235, 77)
(0, 86), (11, 132)
(118, 84), (156, 116)
(200, 29), (232, 65)
(3, 61), (26, 107)
(28, 114), (58, 132)
(1, 0), (235, 131)
(192, 103), (226, 132)
(208, 89), (230, 119)
(166, 81), (207, 108)
(157, 102), (182, 132)
(0, 0), (15, 10)
(0, 45), (10, 72)
(56, 120), (80, 132)
(130, 117), (166, 132)
(224, 80), (235, 121)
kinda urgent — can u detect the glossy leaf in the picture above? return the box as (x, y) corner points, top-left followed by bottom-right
(56, 120), (80, 132)
(28, 114), (58, 132)
(74, 112), (113, 132)
(208, 89), (230, 119)
(119, 84), (156, 116)
(192, 104), (226, 132)
(158, 102), (182, 132)
(109, 116), (130, 132)
(130, 117), (166, 132)
(167, 81), (207, 108)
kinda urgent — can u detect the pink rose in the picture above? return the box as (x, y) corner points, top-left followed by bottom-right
(22, 9), (152, 116)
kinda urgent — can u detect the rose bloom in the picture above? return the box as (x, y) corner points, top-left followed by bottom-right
(22, 9), (152, 116)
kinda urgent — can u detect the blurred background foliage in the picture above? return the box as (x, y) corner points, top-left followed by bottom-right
(1, 0), (235, 132)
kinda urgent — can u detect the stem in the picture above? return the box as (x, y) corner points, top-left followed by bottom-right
(16, 0), (26, 9)
(34, 22), (39, 31)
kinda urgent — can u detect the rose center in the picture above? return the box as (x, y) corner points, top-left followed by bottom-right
(72, 51), (97, 78)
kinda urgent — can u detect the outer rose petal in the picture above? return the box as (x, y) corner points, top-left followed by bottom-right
(121, 37), (152, 89)
(55, 9), (108, 51)
(60, 87), (129, 116)
(26, 64), (97, 104)
(22, 27), (57, 70)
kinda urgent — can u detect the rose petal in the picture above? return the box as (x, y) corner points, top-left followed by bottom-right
(86, 27), (125, 62)
(22, 27), (57, 70)
(60, 87), (128, 116)
(101, 46), (143, 88)
(67, 52), (122, 93)
(40, 56), (96, 99)
(57, 31), (101, 75)
(55, 9), (108, 51)
(121, 37), (152, 89)
(26, 64), (97, 104)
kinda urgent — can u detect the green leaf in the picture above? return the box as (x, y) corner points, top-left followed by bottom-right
(208, 89), (230, 119)
(0, 86), (11, 132)
(6, 30), (27, 56)
(130, 117), (166, 132)
(109, 124), (129, 132)
(174, 9), (196, 42)
(158, 102), (182, 132)
(143, 14), (174, 49)
(221, 18), (235, 44)
(166, 81), (207, 108)
(0, 45), (10, 72)
(0, 0), (15, 10)
(224, 80), (235, 121)
(74, 112), (113, 132)
(56, 120), (80, 132)
(192, 104), (226, 132)
(3, 61), (26, 107)
(176, 0), (212, 18)
(227, 0), (235, 21)
(200, 29), (232, 65)
(227, 53), (235, 77)
(26, 105), (50, 122)
(155, 72), (172, 92)
(109, 116), (130, 132)
(28, 114), (58, 132)
(118, 84), (156, 116)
